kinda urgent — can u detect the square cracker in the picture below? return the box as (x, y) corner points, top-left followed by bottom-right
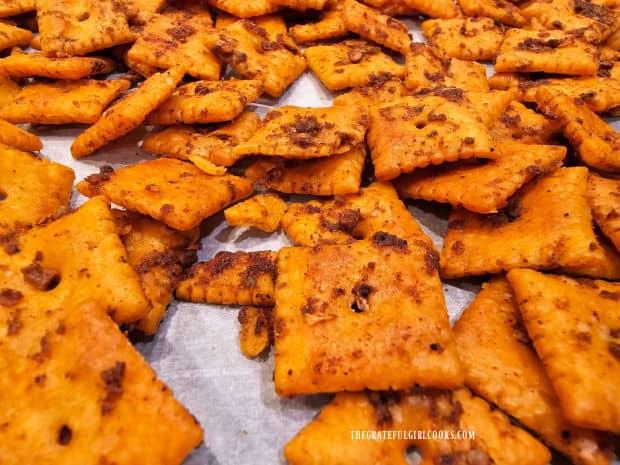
(304, 39), (404, 91)
(536, 87), (620, 172)
(405, 43), (489, 91)
(0, 0), (35, 17)
(491, 100), (562, 144)
(441, 167), (620, 279)
(76, 158), (253, 231)
(464, 89), (515, 128)
(333, 76), (409, 107)
(0, 300), (203, 465)
(289, 1), (346, 44)
(0, 79), (130, 125)
(224, 193), (287, 232)
(495, 29), (600, 76)
(280, 201), (358, 246)
(142, 112), (261, 166)
(401, 0), (459, 18)
(0, 21), (32, 51)
(0, 120), (42, 153)
(422, 17), (505, 62)
(274, 234), (462, 396)
(588, 173), (620, 252)
(206, 0), (280, 18)
(457, 0), (526, 26)
(238, 306), (273, 358)
(0, 197), (149, 325)
(395, 142), (566, 214)
(507, 268), (620, 432)
(285, 388), (550, 465)
(234, 105), (368, 159)
(176, 251), (277, 306)
(367, 94), (496, 180)
(212, 15), (306, 97)
(126, 6), (221, 81)
(0, 50), (115, 80)
(146, 80), (262, 125)
(71, 67), (184, 158)
(36, 0), (135, 56)
(246, 147), (365, 196)
(342, 0), (411, 55)
(0, 148), (73, 235)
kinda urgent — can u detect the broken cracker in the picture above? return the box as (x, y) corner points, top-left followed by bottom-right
(304, 39), (404, 91)
(238, 306), (273, 358)
(507, 268), (620, 433)
(457, 0), (526, 26)
(333, 75), (409, 107)
(396, 142), (566, 214)
(280, 201), (358, 246)
(274, 233), (463, 396)
(0, 50), (116, 80)
(0, 0), (35, 17)
(146, 79), (262, 125)
(206, 0), (280, 18)
(588, 173), (620, 252)
(71, 67), (184, 158)
(491, 100), (562, 144)
(224, 193), (287, 232)
(176, 251), (277, 306)
(77, 158), (253, 231)
(0, 120), (42, 152)
(289, 1), (347, 44)
(0, 21), (32, 51)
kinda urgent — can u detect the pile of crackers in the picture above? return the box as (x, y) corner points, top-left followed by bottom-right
(1, 0), (620, 463)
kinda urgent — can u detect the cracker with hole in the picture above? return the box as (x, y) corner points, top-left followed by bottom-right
(0, 79), (130, 125)
(37, 0), (135, 56)
(441, 167), (620, 279)
(285, 389), (551, 465)
(491, 101), (562, 144)
(0, 0), (35, 17)
(238, 306), (273, 358)
(507, 268), (620, 433)
(537, 87), (620, 172)
(206, 0), (280, 18)
(289, 0), (346, 44)
(457, 0), (526, 26)
(0, 22), (32, 51)
(453, 278), (611, 465)
(113, 210), (200, 336)
(342, 0), (411, 54)
(405, 43), (489, 91)
(235, 105), (368, 159)
(77, 159), (253, 231)
(495, 29), (600, 76)
(224, 193), (287, 232)
(304, 39), (404, 91)
(402, 0), (459, 18)
(396, 143), (566, 214)
(274, 233), (463, 396)
(422, 17), (505, 62)
(71, 67), (184, 158)
(143, 112), (261, 166)
(0, 120), (42, 152)
(0, 148), (74, 235)
(368, 94), (496, 180)
(588, 173), (620, 252)
(0, 50), (116, 80)
(333, 76), (409, 107)
(212, 15), (306, 97)
(0, 300), (203, 465)
(0, 196), (149, 325)
(246, 148), (365, 196)
(176, 251), (277, 306)
(280, 201), (358, 246)
(126, 5), (221, 81)
(146, 80), (262, 125)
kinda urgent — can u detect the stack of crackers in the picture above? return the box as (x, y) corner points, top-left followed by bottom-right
(1, 0), (620, 463)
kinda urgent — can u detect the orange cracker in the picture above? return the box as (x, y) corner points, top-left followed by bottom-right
(367, 94), (495, 180)
(280, 201), (358, 246)
(224, 193), (287, 232)
(272, 0), (327, 8)
(234, 105), (368, 159)
(0, 75), (19, 108)
(536, 87), (620, 172)
(441, 167), (620, 279)
(0, 0), (35, 17)
(457, 0), (526, 26)
(588, 173), (620, 252)
(212, 15), (306, 97)
(453, 278), (611, 465)
(508, 268), (620, 432)
(422, 17), (505, 62)
(396, 142), (566, 214)
(495, 29), (600, 76)
(238, 306), (273, 358)
(0, 148), (74, 235)
(464, 89), (515, 128)
(274, 234), (463, 396)
(77, 158), (253, 231)
(71, 67), (184, 158)
(0, 50), (115, 80)
(0, 120), (42, 152)
(0, 21), (32, 51)
(304, 39), (404, 91)
(246, 148), (365, 196)
(401, 0), (459, 18)
(333, 75), (409, 107)
(146, 79), (263, 125)
(405, 43), (489, 91)
(36, 0), (135, 56)
(176, 251), (277, 306)
(126, 6), (221, 81)
(0, 300), (203, 465)
(142, 112), (261, 166)
(124, 0), (166, 24)
(289, 1), (347, 44)
(206, 0), (280, 18)
(342, 0), (411, 54)
(0, 196), (149, 325)
(0, 79), (130, 125)
(491, 100), (562, 144)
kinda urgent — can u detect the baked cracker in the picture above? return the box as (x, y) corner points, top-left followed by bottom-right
(0, 0), (35, 18)
(0, 21), (32, 51)
(0, 120), (42, 152)
(588, 173), (620, 252)
(491, 100), (562, 144)
(457, 0), (526, 26)
(238, 306), (273, 358)
(224, 193), (287, 232)
(206, 0), (280, 18)
(0, 50), (116, 80)
(289, 1), (347, 44)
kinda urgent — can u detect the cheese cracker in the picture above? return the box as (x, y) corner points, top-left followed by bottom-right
(224, 193), (287, 232)
(238, 306), (273, 358)
(206, 0), (280, 18)
(289, 1), (347, 44)
(0, 21), (32, 51)
(588, 173), (620, 252)
(0, 120), (42, 152)
(0, 0), (35, 17)
(0, 50), (115, 80)
(457, 0), (526, 26)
